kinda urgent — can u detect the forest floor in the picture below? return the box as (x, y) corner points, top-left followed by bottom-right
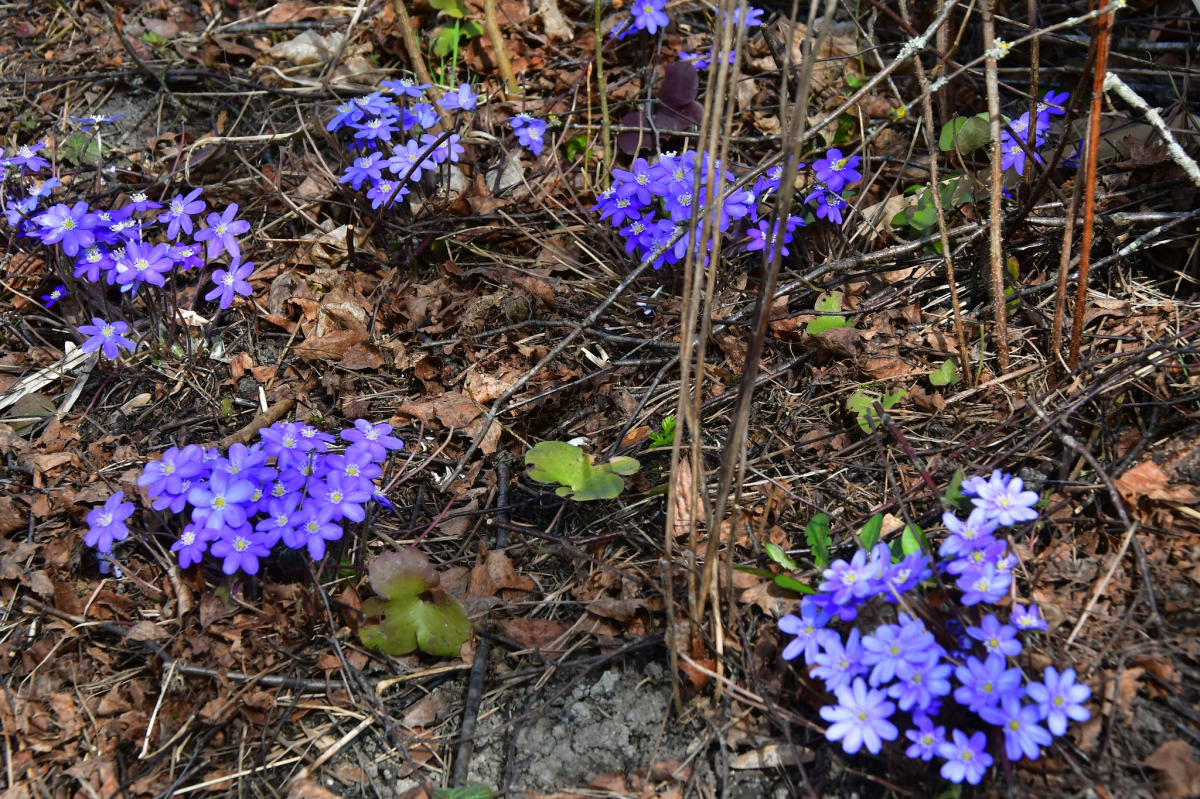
(1, 0), (1199, 797)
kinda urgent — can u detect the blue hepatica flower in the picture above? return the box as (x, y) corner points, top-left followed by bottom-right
(41, 285), (66, 307)
(1011, 602), (1048, 631)
(953, 653), (1023, 712)
(367, 179), (407, 210)
(195, 203), (251, 260)
(116, 240), (173, 288)
(388, 139), (436, 182)
(79, 317), (135, 360)
(70, 113), (124, 131)
(939, 507), (999, 558)
(210, 527), (271, 575)
(33, 201), (97, 256)
(904, 716), (946, 761)
(819, 677), (898, 755)
(777, 599), (833, 664)
(809, 188), (849, 225)
(1026, 666), (1091, 736)
(813, 148), (862, 192)
(206, 258), (254, 309)
(861, 613), (936, 686)
(327, 101), (366, 132)
(85, 491), (135, 553)
(956, 561), (1011, 605)
(514, 118), (547, 156)
(158, 188), (206, 239)
(382, 77), (431, 98)
(340, 151), (385, 190)
(810, 628), (866, 691)
(890, 651), (953, 712)
(188, 470), (256, 531)
(970, 470), (1040, 526)
(979, 697), (1053, 761)
(967, 614), (1022, 658)
(410, 102), (439, 129)
(439, 83), (478, 112)
(353, 115), (399, 143)
(125, 191), (162, 214)
(7, 141), (49, 172)
(938, 729), (993, 785)
(284, 499), (343, 559)
(618, 0), (669, 38)
(171, 524), (214, 569)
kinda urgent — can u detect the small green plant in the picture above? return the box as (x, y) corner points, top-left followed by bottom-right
(525, 441), (640, 501)
(938, 113), (991, 155)
(929, 358), (960, 387)
(846, 387), (908, 433)
(359, 549), (471, 658)
(433, 785), (493, 799)
(805, 512), (831, 568)
(648, 413), (676, 449)
(805, 291), (853, 336)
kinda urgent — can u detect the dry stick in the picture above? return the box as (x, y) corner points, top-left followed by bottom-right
(212, 376), (319, 449)
(482, 0), (519, 97)
(389, 0), (435, 89)
(452, 458), (510, 787)
(897, 0), (972, 385)
(1067, 3), (1114, 371)
(594, 0), (612, 180)
(698, 0), (836, 622)
(1103, 72), (1200, 187)
(1049, 148), (1087, 385)
(981, 0), (1010, 372)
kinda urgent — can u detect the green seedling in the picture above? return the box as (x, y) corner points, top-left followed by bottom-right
(806, 292), (853, 337)
(929, 358), (960, 387)
(525, 441), (640, 501)
(846, 388), (908, 433)
(359, 549), (471, 658)
(648, 413), (676, 449)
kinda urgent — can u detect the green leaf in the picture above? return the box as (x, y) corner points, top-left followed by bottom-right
(774, 574), (816, 594)
(804, 513), (831, 569)
(460, 19), (483, 37)
(434, 784), (494, 799)
(929, 358), (960, 387)
(943, 467), (975, 513)
(566, 134), (590, 162)
(431, 26), (459, 57)
(846, 73), (864, 89)
(900, 524), (922, 556)
(846, 388), (908, 433)
(806, 291), (852, 336)
(860, 513), (883, 550)
(649, 413), (676, 449)
(939, 114), (991, 153)
(61, 131), (103, 166)
(525, 441), (640, 501)
(429, 0), (468, 18)
(359, 550), (471, 657)
(764, 543), (799, 572)
(733, 564), (777, 578)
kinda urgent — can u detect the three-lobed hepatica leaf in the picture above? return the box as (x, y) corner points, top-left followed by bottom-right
(846, 388), (908, 434)
(617, 62), (705, 155)
(525, 441), (640, 501)
(359, 549), (471, 658)
(929, 358), (960, 387)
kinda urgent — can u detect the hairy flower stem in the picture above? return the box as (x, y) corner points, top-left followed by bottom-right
(594, 0), (612, 181)
(982, 0), (1010, 372)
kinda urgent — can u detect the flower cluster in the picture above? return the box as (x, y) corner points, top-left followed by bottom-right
(83, 419), (405, 575)
(778, 470), (1090, 786)
(507, 114), (548, 157)
(1000, 90), (1069, 175)
(3, 133), (257, 359)
(327, 80), (471, 210)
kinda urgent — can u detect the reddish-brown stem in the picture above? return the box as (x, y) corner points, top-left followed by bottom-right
(1067, 4), (1114, 370)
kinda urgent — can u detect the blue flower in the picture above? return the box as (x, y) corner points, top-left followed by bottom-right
(938, 729), (993, 784)
(1037, 89), (1070, 124)
(284, 499), (343, 559)
(340, 152), (385, 190)
(939, 507), (999, 558)
(327, 445), (383, 492)
(967, 614), (1022, 658)
(115, 240), (173, 288)
(256, 494), (303, 548)
(7, 142), (49, 172)
(813, 148), (862, 192)
(877, 552), (931, 601)
(1025, 666), (1091, 737)
(42, 285), (66, 307)
(861, 613), (935, 686)
(746, 218), (794, 260)
(79, 317), (135, 360)
(410, 102), (439, 129)
(210, 527), (271, 575)
(33, 201), (97, 256)
(309, 471), (372, 522)
(890, 651), (953, 711)
(355, 92), (399, 118)
(956, 561), (1011, 605)
(188, 470), (256, 531)
(169, 243), (204, 271)
(195, 203), (251, 260)
(354, 115), (399, 143)
(138, 445), (205, 500)
(260, 422), (311, 469)
(327, 101), (366, 131)
(1011, 602), (1048, 631)
(904, 716), (946, 761)
(819, 677), (898, 755)
(1000, 137), (1039, 176)
(619, 0), (669, 38)
(439, 83), (478, 112)
(953, 653), (1023, 712)
(206, 258), (255, 309)
(159, 188), (206, 239)
(810, 628), (866, 691)
(70, 113), (123, 131)
(777, 600), (833, 664)
(515, 119), (547, 156)
(819, 549), (881, 607)
(980, 697), (1053, 761)
(341, 420), (403, 461)
(85, 491), (135, 553)
(382, 77), (431, 98)
(387, 139), (436, 182)
(125, 191), (162, 214)
(808, 188), (848, 225)
(367, 179), (408, 209)
(171, 523), (213, 569)
(970, 470), (1040, 525)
